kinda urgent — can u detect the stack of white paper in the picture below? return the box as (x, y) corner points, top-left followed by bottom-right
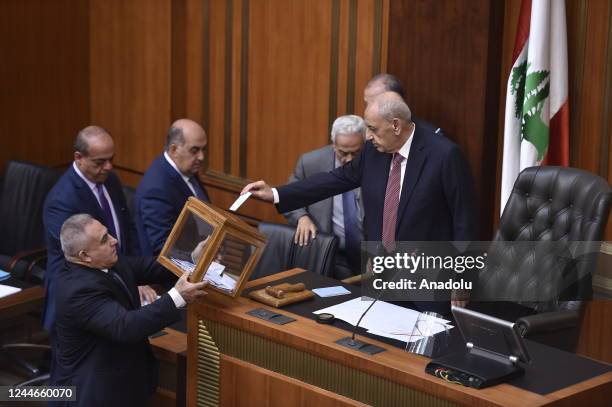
(203, 261), (236, 291)
(0, 284), (21, 298)
(314, 297), (452, 343)
(170, 257), (196, 273)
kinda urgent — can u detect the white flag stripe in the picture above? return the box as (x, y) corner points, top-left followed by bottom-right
(500, 0), (569, 215)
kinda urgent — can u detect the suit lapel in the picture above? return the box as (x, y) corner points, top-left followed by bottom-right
(160, 157), (194, 199)
(107, 266), (139, 309)
(69, 168), (105, 220)
(322, 148), (336, 231)
(396, 127), (428, 231)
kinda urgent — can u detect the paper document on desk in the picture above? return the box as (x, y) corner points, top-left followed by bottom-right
(0, 284), (21, 298)
(314, 297), (452, 343)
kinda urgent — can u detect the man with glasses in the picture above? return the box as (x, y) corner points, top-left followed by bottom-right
(283, 115), (366, 278)
(135, 119), (210, 256)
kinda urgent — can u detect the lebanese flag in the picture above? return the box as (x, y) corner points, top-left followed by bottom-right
(500, 0), (569, 214)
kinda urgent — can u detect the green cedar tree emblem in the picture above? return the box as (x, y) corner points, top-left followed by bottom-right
(510, 60), (550, 161)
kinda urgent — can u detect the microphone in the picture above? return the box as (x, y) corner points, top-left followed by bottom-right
(338, 251), (408, 352)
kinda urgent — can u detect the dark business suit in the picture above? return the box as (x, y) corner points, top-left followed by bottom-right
(52, 257), (180, 407)
(134, 155), (210, 256)
(276, 122), (477, 243)
(43, 167), (140, 331)
(284, 144), (364, 233)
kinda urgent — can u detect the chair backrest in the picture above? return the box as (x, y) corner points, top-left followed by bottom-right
(478, 166), (611, 308)
(251, 222), (338, 280)
(0, 161), (61, 254)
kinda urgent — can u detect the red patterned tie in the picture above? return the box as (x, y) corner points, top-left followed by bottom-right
(382, 153), (405, 252)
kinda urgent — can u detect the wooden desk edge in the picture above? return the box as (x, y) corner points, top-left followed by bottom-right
(189, 269), (612, 407)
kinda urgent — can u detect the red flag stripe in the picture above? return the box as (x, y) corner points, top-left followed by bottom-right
(512, 0), (532, 62)
(543, 101), (570, 166)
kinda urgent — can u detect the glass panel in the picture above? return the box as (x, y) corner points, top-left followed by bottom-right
(201, 233), (256, 295)
(166, 210), (215, 274)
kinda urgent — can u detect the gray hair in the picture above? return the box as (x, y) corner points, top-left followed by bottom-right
(330, 115), (366, 143)
(378, 97), (412, 124)
(165, 126), (185, 151)
(60, 214), (96, 257)
(74, 125), (110, 156)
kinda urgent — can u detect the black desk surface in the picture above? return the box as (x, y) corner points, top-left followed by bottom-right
(242, 271), (611, 395)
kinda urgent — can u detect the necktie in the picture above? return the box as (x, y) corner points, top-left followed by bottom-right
(382, 153), (405, 252)
(189, 176), (208, 201)
(95, 184), (120, 248)
(108, 269), (136, 308)
(342, 190), (361, 274)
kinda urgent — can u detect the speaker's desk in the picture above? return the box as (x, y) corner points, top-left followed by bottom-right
(186, 269), (612, 406)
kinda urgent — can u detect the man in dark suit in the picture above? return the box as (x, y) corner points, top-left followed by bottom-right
(135, 119), (210, 256)
(43, 126), (155, 333)
(243, 92), (477, 310)
(364, 73), (444, 136)
(52, 214), (207, 407)
(284, 114), (366, 278)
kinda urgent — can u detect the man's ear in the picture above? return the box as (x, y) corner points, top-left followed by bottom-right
(168, 144), (178, 156)
(392, 118), (402, 135)
(74, 151), (83, 162)
(78, 250), (92, 263)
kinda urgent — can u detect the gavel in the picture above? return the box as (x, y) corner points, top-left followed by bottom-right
(265, 283), (305, 299)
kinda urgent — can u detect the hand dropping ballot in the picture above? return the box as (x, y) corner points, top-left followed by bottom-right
(229, 192), (251, 212)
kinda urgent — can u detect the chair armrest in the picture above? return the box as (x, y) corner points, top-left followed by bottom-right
(6, 248), (46, 273)
(516, 310), (581, 336)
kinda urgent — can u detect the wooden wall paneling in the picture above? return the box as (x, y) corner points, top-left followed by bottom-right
(90, 0), (172, 176)
(335, 0), (350, 119)
(572, 0), (610, 176)
(230, 0), (244, 178)
(387, 0), (502, 239)
(0, 0), (89, 171)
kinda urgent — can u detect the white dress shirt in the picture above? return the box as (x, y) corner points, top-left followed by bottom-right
(164, 152), (198, 197)
(73, 162), (122, 246)
(272, 124), (415, 204)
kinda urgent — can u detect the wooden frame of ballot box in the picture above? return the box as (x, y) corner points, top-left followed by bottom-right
(157, 196), (266, 297)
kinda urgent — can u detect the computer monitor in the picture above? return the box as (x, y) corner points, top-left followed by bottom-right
(452, 305), (531, 364)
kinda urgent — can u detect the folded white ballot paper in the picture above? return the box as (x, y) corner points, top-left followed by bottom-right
(169, 258), (235, 291)
(229, 192), (251, 212)
(314, 297), (452, 344)
(0, 284), (22, 298)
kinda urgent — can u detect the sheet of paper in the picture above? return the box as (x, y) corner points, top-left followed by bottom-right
(312, 286), (351, 298)
(0, 269), (10, 282)
(314, 297), (452, 344)
(0, 284), (21, 298)
(229, 192), (251, 212)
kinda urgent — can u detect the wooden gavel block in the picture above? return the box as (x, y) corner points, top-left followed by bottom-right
(265, 283), (306, 299)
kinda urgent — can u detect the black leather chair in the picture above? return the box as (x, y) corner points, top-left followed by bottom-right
(0, 160), (60, 385)
(473, 166), (611, 352)
(0, 160), (60, 282)
(251, 222), (339, 280)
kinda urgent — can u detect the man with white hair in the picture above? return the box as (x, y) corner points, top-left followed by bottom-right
(284, 115), (366, 278)
(243, 92), (477, 313)
(52, 214), (207, 406)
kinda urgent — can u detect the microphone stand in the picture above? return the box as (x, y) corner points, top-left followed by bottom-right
(336, 255), (406, 354)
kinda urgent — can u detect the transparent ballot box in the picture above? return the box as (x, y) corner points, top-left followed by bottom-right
(157, 197), (266, 297)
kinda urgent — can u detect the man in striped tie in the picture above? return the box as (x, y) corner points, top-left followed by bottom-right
(243, 92), (477, 313)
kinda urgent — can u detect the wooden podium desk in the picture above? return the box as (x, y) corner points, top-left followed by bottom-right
(186, 269), (612, 407)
